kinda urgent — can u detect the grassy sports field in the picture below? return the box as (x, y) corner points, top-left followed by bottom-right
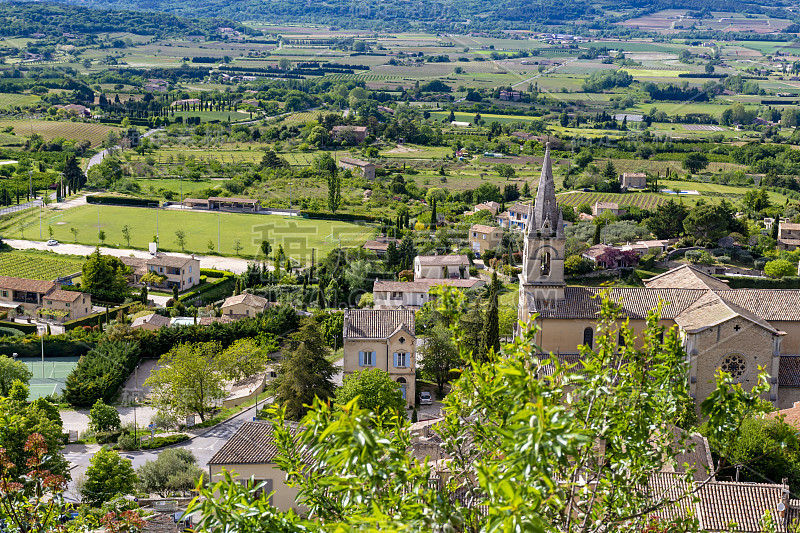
(22, 356), (78, 401)
(3, 205), (375, 263)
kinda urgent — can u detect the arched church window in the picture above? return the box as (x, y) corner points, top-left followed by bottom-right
(540, 251), (551, 277)
(720, 354), (747, 380)
(583, 327), (593, 349)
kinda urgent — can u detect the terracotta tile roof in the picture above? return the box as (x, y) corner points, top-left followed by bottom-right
(582, 244), (613, 259)
(645, 265), (731, 291)
(507, 202), (529, 214)
(644, 474), (791, 531)
(131, 313), (171, 329)
(182, 198), (209, 205)
(222, 293), (269, 309)
(780, 222), (800, 231)
(623, 172), (647, 178)
(674, 291), (781, 335)
(0, 276), (56, 294)
(470, 224), (500, 234)
(695, 481), (788, 532)
(46, 290), (82, 303)
(474, 201), (500, 211)
(416, 254), (470, 266)
(373, 279), (484, 293)
(339, 157), (373, 167)
(146, 254), (195, 268)
(766, 400), (800, 428)
(717, 290), (800, 321)
(208, 197), (259, 204)
(344, 309), (415, 339)
(779, 238), (800, 246)
(119, 256), (147, 272)
(779, 356), (800, 387)
(208, 421), (283, 465)
(530, 287), (707, 320)
(333, 125), (367, 133)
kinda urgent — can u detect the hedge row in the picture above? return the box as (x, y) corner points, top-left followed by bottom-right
(301, 211), (378, 223)
(180, 275), (236, 305)
(717, 275), (800, 289)
(200, 268), (230, 278)
(64, 341), (140, 407)
(87, 195), (158, 207)
(0, 339), (92, 359)
(0, 321), (37, 335)
(141, 434), (190, 449)
(63, 302), (139, 331)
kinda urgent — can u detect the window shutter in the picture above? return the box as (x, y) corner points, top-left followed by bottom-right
(359, 351), (364, 367)
(393, 353), (398, 367)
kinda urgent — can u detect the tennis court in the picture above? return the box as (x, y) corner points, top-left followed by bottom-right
(19, 356), (79, 400)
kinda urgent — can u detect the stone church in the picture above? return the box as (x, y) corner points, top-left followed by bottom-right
(518, 145), (800, 408)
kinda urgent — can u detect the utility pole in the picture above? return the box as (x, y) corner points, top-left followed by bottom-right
(97, 204), (100, 245)
(28, 170), (32, 202)
(217, 212), (220, 253)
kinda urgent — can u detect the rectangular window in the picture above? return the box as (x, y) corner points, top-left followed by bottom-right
(394, 352), (408, 368)
(359, 351), (375, 367)
(189, 266), (192, 273)
(47, 301), (52, 305)
(66, 303), (70, 308)
(1, 291), (6, 297)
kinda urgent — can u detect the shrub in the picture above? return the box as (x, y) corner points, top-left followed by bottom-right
(764, 259), (796, 279)
(685, 250), (715, 265)
(95, 430), (122, 444)
(716, 255), (731, 264)
(754, 257), (772, 270)
(117, 433), (140, 451)
(140, 434), (190, 450)
(639, 253), (656, 270)
(565, 255), (593, 276)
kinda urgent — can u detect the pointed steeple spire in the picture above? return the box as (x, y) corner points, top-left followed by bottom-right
(529, 143), (563, 238)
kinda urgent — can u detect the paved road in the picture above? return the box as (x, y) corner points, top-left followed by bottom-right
(5, 239), (252, 274)
(86, 128), (162, 172)
(63, 401), (265, 502)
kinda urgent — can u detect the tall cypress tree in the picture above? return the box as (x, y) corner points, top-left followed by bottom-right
(480, 271), (500, 362)
(431, 197), (437, 229)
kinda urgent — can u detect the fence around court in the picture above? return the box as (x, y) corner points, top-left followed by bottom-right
(19, 356), (80, 401)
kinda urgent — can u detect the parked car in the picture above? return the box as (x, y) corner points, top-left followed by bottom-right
(46, 239), (58, 246)
(419, 391), (432, 405)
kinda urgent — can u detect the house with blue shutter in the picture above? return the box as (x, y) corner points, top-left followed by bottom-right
(343, 309), (416, 409)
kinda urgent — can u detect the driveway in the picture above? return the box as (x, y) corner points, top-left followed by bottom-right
(5, 239), (252, 274)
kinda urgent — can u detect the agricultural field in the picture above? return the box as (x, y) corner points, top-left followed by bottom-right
(0, 93), (40, 109)
(0, 250), (83, 280)
(0, 120), (121, 147)
(0, 205), (375, 263)
(556, 191), (669, 210)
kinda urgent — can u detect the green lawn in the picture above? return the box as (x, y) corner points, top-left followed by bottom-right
(3, 205), (375, 263)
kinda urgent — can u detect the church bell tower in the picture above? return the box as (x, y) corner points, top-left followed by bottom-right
(518, 143), (566, 326)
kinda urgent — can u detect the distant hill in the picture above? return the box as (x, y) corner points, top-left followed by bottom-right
(0, 2), (256, 38)
(33, 0), (797, 32)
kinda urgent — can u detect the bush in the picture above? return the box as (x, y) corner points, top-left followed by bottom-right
(200, 268), (229, 278)
(117, 433), (140, 451)
(685, 250), (715, 265)
(95, 430), (123, 444)
(639, 253), (656, 270)
(716, 255), (731, 264)
(565, 255), (593, 276)
(140, 434), (190, 450)
(764, 258), (796, 279)
(754, 257), (772, 270)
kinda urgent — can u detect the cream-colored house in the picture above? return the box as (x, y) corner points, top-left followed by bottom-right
(373, 278), (484, 309)
(343, 309), (416, 408)
(221, 293), (269, 318)
(518, 144), (800, 410)
(208, 421), (302, 512)
(145, 254), (201, 291)
(469, 224), (503, 255)
(592, 201), (625, 217)
(621, 172), (647, 191)
(413, 255), (470, 280)
(339, 157), (376, 179)
(41, 290), (91, 321)
(0, 276), (90, 321)
(778, 222), (800, 251)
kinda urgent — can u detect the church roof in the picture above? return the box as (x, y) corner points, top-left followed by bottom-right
(644, 264), (730, 291)
(528, 285), (800, 324)
(674, 290), (782, 335)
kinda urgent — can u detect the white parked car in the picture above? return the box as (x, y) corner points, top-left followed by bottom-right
(46, 239), (58, 246)
(419, 391), (433, 405)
